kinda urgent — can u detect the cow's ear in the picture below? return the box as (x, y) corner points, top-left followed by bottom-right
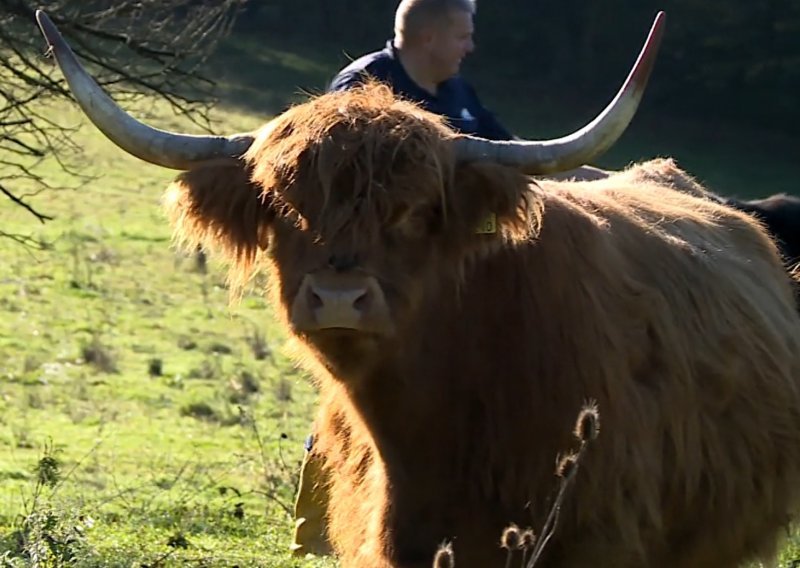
(443, 161), (541, 252)
(163, 159), (274, 280)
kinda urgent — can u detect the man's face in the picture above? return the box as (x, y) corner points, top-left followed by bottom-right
(426, 9), (475, 82)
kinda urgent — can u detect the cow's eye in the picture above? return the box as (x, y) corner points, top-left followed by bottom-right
(426, 205), (444, 234)
(383, 214), (420, 248)
(402, 212), (429, 239)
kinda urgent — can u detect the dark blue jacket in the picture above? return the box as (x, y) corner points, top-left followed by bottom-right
(328, 41), (514, 141)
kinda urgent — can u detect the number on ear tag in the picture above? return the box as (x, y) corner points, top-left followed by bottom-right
(475, 212), (497, 234)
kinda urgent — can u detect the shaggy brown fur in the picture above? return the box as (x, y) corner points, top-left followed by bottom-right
(163, 83), (800, 567)
(608, 157), (800, 268)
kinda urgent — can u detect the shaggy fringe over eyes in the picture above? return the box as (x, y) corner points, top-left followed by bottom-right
(245, 82), (456, 242)
(245, 81), (540, 252)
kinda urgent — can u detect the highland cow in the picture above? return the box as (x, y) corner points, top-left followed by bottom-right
(37, 10), (800, 568)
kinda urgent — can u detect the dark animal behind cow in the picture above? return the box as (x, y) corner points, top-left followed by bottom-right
(725, 193), (800, 266)
(35, 10), (800, 568)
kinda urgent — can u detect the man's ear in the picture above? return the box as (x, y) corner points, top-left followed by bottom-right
(416, 24), (438, 50)
(162, 158), (274, 269)
(443, 161), (541, 251)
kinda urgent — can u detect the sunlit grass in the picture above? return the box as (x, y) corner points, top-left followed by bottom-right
(0, 96), (335, 566)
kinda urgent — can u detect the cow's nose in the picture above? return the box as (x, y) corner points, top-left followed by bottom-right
(308, 283), (370, 314)
(290, 274), (392, 334)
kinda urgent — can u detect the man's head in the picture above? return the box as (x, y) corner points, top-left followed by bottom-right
(394, 0), (476, 83)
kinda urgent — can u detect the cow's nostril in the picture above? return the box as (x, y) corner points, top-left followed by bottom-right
(353, 289), (370, 312)
(308, 288), (323, 309)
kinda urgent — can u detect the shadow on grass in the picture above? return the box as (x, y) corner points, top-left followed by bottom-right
(205, 33), (349, 118)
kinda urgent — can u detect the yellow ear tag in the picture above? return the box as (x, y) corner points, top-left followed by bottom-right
(475, 212), (497, 234)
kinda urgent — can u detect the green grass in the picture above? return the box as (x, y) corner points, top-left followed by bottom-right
(1, 36), (799, 566)
(0, 99), (336, 567)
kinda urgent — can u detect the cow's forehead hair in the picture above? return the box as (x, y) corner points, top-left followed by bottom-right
(243, 82), (456, 238)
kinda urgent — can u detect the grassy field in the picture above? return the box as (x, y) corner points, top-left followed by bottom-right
(0, 98), (336, 566)
(1, 36), (799, 567)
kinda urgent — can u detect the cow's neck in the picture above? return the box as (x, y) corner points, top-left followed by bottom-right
(341, 272), (497, 480)
(343, 342), (467, 554)
(345, 342), (445, 463)
(339, 246), (576, 480)
(325, 247), (586, 562)
(335, 264), (548, 562)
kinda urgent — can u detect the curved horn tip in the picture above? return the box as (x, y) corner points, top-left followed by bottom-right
(35, 9), (51, 33)
(35, 10), (59, 48)
(650, 11), (666, 38)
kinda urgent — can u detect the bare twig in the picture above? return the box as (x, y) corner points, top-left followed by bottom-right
(0, 0), (247, 234)
(0, 183), (52, 222)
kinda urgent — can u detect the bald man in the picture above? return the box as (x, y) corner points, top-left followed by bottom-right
(329, 0), (513, 141)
